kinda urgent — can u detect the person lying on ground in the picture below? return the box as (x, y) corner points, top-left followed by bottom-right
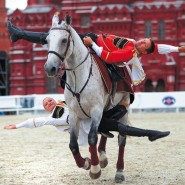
(4, 97), (170, 145)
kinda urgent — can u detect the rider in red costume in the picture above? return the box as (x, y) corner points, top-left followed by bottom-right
(7, 21), (185, 87)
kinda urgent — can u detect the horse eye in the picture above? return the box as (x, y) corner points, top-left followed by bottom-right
(62, 39), (67, 44)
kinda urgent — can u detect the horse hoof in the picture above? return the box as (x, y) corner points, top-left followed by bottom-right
(115, 169), (125, 183)
(99, 151), (108, 168)
(82, 157), (91, 170)
(89, 169), (101, 179)
(100, 158), (108, 168)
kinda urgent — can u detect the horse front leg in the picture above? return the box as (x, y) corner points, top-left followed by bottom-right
(69, 118), (91, 170)
(115, 135), (126, 183)
(88, 113), (102, 179)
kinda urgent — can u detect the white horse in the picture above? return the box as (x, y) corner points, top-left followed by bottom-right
(44, 13), (131, 183)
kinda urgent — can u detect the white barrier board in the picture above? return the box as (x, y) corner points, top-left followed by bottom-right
(0, 92), (185, 114)
(130, 92), (185, 109)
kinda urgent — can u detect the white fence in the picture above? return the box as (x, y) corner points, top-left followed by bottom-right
(130, 91), (185, 112)
(0, 92), (185, 115)
(0, 94), (65, 115)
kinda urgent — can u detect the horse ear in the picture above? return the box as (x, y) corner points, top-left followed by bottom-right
(52, 13), (59, 27)
(65, 12), (71, 25)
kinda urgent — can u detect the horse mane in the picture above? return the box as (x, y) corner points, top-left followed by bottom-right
(69, 25), (88, 54)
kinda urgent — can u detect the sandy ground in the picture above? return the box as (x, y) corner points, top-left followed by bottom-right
(0, 112), (185, 185)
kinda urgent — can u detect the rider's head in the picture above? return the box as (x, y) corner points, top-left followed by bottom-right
(43, 97), (57, 112)
(135, 38), (155, 55)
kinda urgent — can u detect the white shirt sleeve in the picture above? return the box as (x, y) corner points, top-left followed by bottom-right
(91, 42), (103, 56)
(157, 44), (179, 54)
(16, 119), (36, 128)
(16, 117), (68, 129)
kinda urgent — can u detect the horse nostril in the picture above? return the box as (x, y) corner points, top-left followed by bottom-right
(51, 67), (56, 74)
(44, 63), (57, 76)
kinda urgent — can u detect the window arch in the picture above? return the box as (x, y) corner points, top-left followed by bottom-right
(39, 0), (45, 3)
(145, 20), (152, 38)
(144, 79), (154, 92)
(156, 79), (165, 92)
(158, 20), (165, 40)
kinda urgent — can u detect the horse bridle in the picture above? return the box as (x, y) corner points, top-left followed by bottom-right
(48, 27), (89, 71)
(48, 27), (92, 118)
(48, 27), (71, 62)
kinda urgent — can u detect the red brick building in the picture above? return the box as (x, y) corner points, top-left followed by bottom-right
(0, 0), (10, 95)
(6, 0), (185, 95)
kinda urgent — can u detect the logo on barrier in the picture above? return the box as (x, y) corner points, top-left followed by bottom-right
(162, 96), (176, 106)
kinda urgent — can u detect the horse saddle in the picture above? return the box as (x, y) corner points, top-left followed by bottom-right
(91, 52), (134, 95)
(106, 64), (125, 81)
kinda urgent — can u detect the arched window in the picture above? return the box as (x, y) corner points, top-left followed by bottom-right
(156, 79), (165, 92)
(144, 79), (154, 92)
(114, 12), (117, 18)
(105, 12), (109, 20)
(158, 20), (165, 40)
(81, 16), (90, 27)
(34, 16), (38, 25)
(145, 20), (152, 38)
(39, 0), (45, 3)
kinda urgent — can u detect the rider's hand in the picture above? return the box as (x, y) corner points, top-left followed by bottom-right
(179, 46), (185, 52)
(4, 124), (16, 129)
(83, 36), (93, 47)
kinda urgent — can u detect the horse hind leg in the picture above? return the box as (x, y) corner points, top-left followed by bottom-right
(115, 135), (126, 183)
(98, 135), (108, 168)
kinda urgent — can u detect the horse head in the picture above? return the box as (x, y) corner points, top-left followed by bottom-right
(44, 13), (73, 76)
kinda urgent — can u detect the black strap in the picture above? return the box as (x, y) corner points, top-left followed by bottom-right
(59, 54), (93, 118)
(48, 50), (65, 61)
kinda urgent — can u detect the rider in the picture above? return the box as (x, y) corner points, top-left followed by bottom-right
(4, 97), (170, 144)
(6, 21), (185, 87)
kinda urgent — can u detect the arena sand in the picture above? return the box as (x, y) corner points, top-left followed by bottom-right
(0, 112), (185, 185)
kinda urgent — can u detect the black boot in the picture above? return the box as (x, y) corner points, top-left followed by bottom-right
(103, 105), (127, 120)
(99, 132), (114, 138)
(118, 124), (170, 142)
(98, 105), (127, 139)
(7, 21), (48, 44)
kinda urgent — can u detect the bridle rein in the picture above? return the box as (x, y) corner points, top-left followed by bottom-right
(47, 27), (93, 118)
